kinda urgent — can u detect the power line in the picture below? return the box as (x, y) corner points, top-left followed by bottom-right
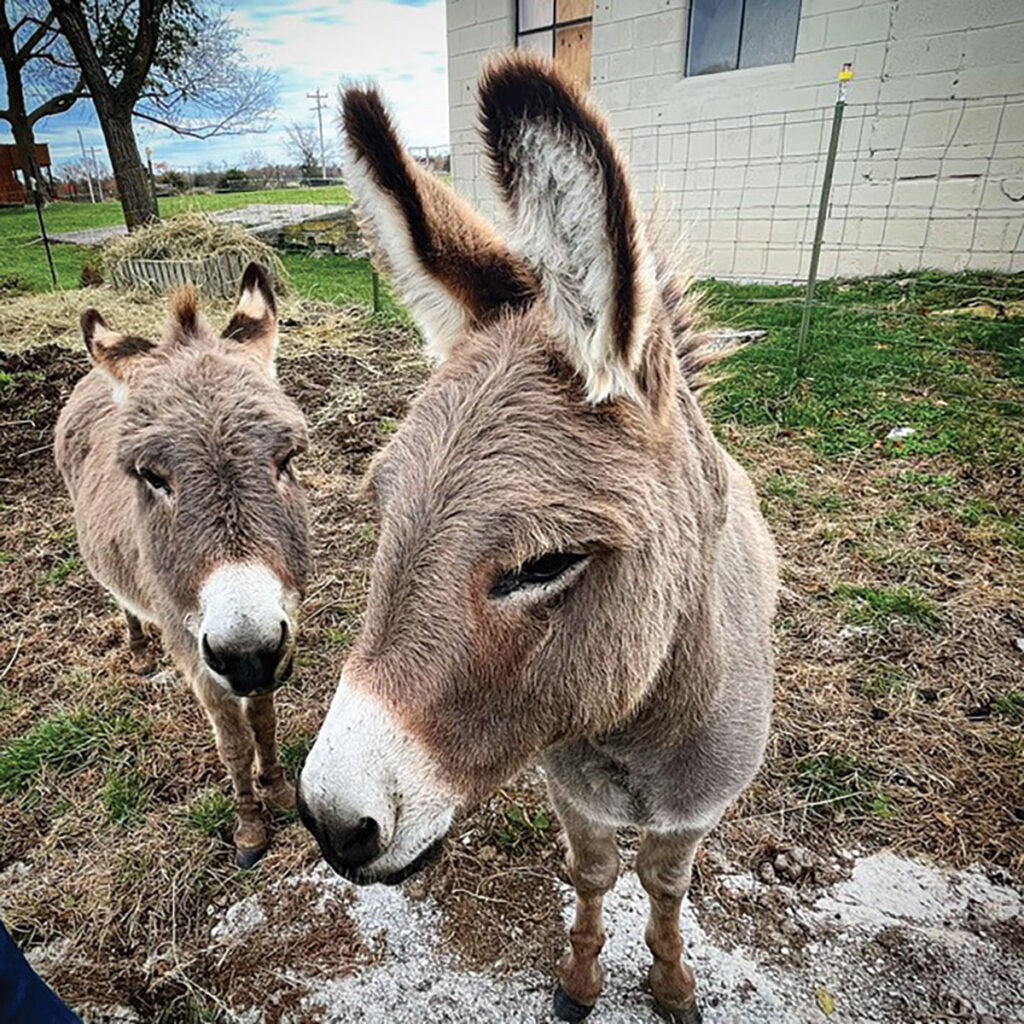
(308, 88), (329, 180)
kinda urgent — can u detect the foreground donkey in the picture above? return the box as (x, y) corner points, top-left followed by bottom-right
(299, 55), (777, 1021)
(55, 265), (309, 867)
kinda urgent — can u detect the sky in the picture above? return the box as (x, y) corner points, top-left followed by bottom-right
(3, 0), (449, 174)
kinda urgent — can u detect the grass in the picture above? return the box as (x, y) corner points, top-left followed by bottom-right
(0, 186), (351, 292)
(831, 584), (942, 629)
(707, 272), (1024, 464)
(794, 753), (894, 820)
(42, 554), (81, 586)
(101, 768), (151, 827)
(0, 710), (148, 798)
(185, 789), (236, 837)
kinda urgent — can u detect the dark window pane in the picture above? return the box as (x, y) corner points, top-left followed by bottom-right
(519, 0), (553, 32)
(739, 0), (802, 69)
(687, 0), (742, 76)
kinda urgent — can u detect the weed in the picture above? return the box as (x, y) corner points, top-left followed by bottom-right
(862, 664), (912, 699)
(494, 801), (552, 854)
(185, 789), (235, 837)
(101, 768), (151, 827)
(357, 522), (377, 543)
(324, 625), (357, 648)
(992, 692), (1024, 726)
(378, 417), (400, 436)
(280, 734), (314, 778)
(42, 555), (81, 587)
(0, 550), (15, 564)
(832, 584), (941, 628)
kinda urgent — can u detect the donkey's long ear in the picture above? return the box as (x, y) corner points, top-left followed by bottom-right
(341, 85), (536, 360)
(81, 309), (156, 384)
(223, 262), (279, 373)
(480, 53), (658, 404)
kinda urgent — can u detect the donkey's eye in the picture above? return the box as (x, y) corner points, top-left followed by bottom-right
(490, 552), (588, 599)
(136, 466), (172, 496)
(276, 449), (300, 480)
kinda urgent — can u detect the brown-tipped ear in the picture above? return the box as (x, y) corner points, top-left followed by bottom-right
(341, 84), (536, 361)
(223, 262), (279, 372)
(81, 308), (156, 382)
(479, 52), (658, 404)
(169, 285), (201, 340)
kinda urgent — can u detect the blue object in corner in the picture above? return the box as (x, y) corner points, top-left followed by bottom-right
(0, 921), (82, 1024)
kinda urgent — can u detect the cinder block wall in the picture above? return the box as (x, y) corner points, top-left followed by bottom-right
(446, 0), (1024, 282)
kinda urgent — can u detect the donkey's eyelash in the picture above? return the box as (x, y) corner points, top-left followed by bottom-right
(135, 466), (172, 496)
(490, 551), (589, 599)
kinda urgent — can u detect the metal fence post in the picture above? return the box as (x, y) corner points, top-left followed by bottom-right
(29, 177), (58, 288)
(796, 63), (853, 376)
(371, 267), (380, 313)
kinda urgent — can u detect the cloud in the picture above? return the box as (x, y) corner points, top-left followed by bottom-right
(5, 0), (450, 170)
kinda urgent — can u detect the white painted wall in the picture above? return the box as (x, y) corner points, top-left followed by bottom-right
(447, 0), (1024, 281)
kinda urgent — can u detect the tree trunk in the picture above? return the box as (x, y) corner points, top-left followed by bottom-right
(97, 103), (158, 229)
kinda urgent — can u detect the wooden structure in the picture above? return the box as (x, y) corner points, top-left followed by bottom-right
(0, 143), (52, 205)
(108, 251), (251, 299)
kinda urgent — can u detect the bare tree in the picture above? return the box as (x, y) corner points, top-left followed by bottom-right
(49, 0), (278, 228)
(0, 0), (84, 197)
(284, 122), (319, 178)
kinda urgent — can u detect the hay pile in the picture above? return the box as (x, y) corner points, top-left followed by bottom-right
(0, 285), (366, 356)
(101, 212), (287, 292)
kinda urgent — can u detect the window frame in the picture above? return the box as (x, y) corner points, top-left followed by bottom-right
(515, 1), (593, 60)
(685, 0), (802, 78)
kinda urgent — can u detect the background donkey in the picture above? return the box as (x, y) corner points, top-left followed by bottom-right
(298, 55), (777, 1021)
(54, 264), (310, 868)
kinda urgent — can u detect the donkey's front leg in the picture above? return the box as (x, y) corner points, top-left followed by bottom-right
(244, 693), (295, 812)
(553, 804), (620, 1022)
(124, 611), (155, 675)
(636, 828), (705, 1023)
(193, 676), (266, 868)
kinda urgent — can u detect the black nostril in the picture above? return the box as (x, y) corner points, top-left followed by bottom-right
(202, 634), (227, 675)
(318, 816), (382, 874)
(277, 620), (288, 654)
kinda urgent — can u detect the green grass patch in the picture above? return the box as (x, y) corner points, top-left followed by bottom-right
(42, 555), (81, 586)
(794, 753), (894, 819)
(707, 272), (1024, 464)
(185, 789), (235, 837)
(280, 734), (314, 778)
(324, 624), (357, 648)
(0, 710), (148, 797)
(832, 584), (942, 628)
(861, 663), (913, 700)
(101, 768), (151, 827)
(279, 250), (406, 318)
(992, 691), (1024, 726)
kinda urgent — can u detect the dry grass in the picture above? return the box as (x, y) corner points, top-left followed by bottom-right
(101, 212), (287, 292)
(1, 280), (1022, 1018)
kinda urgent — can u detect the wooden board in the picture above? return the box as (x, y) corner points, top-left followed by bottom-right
(557, 0), (593, 21)
(556, 21), (593, 89)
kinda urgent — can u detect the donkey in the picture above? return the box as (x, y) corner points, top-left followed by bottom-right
(54, 264), (310, 868)
(298, 55), (777, 1021)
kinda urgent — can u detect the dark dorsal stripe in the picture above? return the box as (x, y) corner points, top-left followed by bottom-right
(342, 87), (536, 322)
(480, 57), (639, 362)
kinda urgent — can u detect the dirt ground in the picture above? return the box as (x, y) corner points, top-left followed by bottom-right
(0, 287), (1022, 1023)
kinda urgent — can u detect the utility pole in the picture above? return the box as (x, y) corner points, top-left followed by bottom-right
(308, 88), (328, 181)
(77, 128), (96, 202)
(90, 146), (101, 201)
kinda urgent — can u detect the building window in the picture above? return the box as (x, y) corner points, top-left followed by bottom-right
(516, 1), (594, 89)
(686, 0), (802, 77)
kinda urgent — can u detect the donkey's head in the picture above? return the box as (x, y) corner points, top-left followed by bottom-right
(82, 264), (309, 696)
(300, 55), (723, 882)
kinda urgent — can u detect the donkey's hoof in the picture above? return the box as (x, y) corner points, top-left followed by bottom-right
(130, 654), (156, 676)
(553, 986), (595, 1022)
(234, 841), (269, 870)
(653, 998), (702, 1024)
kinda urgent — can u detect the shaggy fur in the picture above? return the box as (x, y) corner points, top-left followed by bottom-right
(54, 265), (310, 867)
(302, 54), (777, 1021)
